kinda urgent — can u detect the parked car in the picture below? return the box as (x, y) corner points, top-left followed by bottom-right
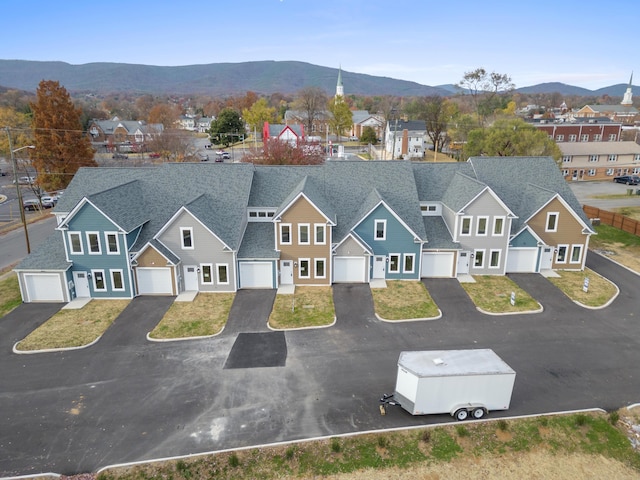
(40, 195), (57, 205)
(613, 175), (640, 185)
(112, 153), (128, 159)
(198, 153), (209, 162)
(23, 198), (53, 211)
(14, 176), (36, 185)
(148, 152), (161, 158)
(0, 168), (5, 176)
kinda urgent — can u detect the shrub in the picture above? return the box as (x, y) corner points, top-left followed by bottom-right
(228, 453), (240, 467)
(497, 419), (509, 431)
(330, 437), (341, 453)
(609, 411), (620, 425)
(456, 425), (469, 437)
(421, 430), (431, 443)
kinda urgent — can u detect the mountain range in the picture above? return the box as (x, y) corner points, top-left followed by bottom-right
(0, 59), (633, 98)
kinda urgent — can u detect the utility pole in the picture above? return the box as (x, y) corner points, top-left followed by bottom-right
(6, 127), (35, 254)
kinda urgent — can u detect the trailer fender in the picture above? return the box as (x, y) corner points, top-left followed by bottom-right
(450, 403), (487, 421)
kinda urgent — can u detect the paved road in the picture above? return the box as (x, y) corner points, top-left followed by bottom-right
(569, 179), (640, 209)
(1, 253), (639, 477)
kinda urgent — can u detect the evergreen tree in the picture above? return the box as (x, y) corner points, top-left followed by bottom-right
(31, 80), (96, 190)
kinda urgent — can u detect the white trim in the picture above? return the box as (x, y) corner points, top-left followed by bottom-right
(216, 263), (229, 285)
(280, 223), (292, 245)
(374, 219), (386, 240)
(570, 244), (583, 264)
(298, 258), (311, 279)
(56, 196), (131, 232)
(86, 231), (102, 255)
(473, 249), (485, 269)
(298, 223), (310, 245)
(492, 216), (505, 236)
(556, 244), (569, 263)
(180, 227), (194, 249)
(110, 269), (125, 291)
(201, 263), (214, 284)
(351, 199), (423, 241)
(274, 192), (336, 225)
(105, 232), (120, 255)
(388, 253), (400, 273)
(403, 253), (415, 274)
(68, 231), (83, 255)
(91, 269), (107, 291)
(545, 212), (559, 232)
(460, 216), (472, 236)
(476, 216), (489, 236)
(456, 184), (517, 218)
(314, 223), (326, 245)
(489, 249), (501, 269)
(155, 206), (233, 251)
(314, 258), (326, 279)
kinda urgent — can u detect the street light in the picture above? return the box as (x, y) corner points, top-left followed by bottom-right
(6, 127), (35, 254)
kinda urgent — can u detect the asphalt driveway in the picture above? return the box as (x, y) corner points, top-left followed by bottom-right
(1, 256), (640, 477)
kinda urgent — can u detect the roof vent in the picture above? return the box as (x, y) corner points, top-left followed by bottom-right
(433, 358), (445, 366)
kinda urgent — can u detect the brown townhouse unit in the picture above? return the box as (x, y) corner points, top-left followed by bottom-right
(558, 141), (640, 181)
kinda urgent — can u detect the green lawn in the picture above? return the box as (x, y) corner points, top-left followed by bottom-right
(269, 287), (335, 329)
(371, 281), (439, 320)
(461, 276), (540, 313)
(0, 274), (22, 317)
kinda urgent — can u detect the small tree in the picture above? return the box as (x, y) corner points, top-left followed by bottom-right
(31, 80), (96, 191)
(457, 68), (514, 126)
(209, 108), (245, 146)
(292, 87), (327, 136)
(327, 96), (353, 140)
(360, 126), (378, 145)
(146, 128), (196, 162)
(242, 98), (276, 134)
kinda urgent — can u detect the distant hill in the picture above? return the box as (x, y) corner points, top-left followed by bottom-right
(0, 59), (634, 98)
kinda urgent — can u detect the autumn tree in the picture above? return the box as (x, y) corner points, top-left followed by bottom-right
(292, 87), (328, 136)
(148, 103), (181, 128)
(457, 68), (514, 125)
(243, 139), (324, 165)
(405, 96), (458, 151)
(327, 96), (353, 139)
(0, 107), (32, 157)
(146, 128), (197, 162)
(242, 98), (276, 134)
(31, 80), (96, 190)
(463, 118), (561, 162)
(209, 108), (245, 146)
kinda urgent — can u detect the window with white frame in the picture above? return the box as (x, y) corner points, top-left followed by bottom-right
(314, 258), (326, 278)
(68, 232), (83, 254)
(606, 168), (614, 176)
(608, 154), (617, 162)
(546, 212), (558, 232)
(593, 134), (601, 141)
(201, 264), (213, 284)
(216, 264), (229, 284)
(634, 154), (640, 162)
(580, 134), (589, 142)
(489, 250), (501, 268)
(110, 269), (125, 291)
(608, 134), (617, 141)
(314, 224), (325, 244)
(589, 155), (598, 162)
(105, 232), (119, 254)
(247, 209), (275, 222)
(180, 227), (193, 249)
(569, 134), (577, 142)
(86, 232), (101, 254)
(562, 170), (569, 177)
(476, 216), (488, 236)
(403, 254), (415, 273)
(298, 224), (310, 245)
(374, 219), (386, 240)
(92, 269), (106, 291)
(556, 245), (568, 263)
(388, 254), (400, 273)
(588, 169), (596, 176)
(460, 216), (472, 236)
(570, 245), (582, 264)
(556, 134), (564, 141)
(473, 250), (485, 268)
(280, 223), (291, 245)
(633, 167), (640, 175)
(562, 156), (572, 163)
(492, 216), (505, 236)
(299, 259), (310, 278)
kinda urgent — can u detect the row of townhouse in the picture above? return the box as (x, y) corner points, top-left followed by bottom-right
(15, 157), (594, 303)
(558, 141), (640, 181)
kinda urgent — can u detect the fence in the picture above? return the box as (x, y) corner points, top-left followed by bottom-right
(583, 205), (640, 236)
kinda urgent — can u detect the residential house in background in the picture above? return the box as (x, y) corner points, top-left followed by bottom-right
(87, 118), (164, 153)
(530, 118), (622, 143)
(15, 157), (593, 303)
(558, 141), (640, 181)
(384, 119), (427, 159)
(262, 122), (305, 147)
(351, 111), (384, 140)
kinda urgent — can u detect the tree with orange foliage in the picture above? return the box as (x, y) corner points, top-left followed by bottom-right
(31, 80), (96, 190)
(243, 138), (324, 165)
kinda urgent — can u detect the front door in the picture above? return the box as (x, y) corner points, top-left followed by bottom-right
(280, 260), (293, 285)
(540, 246), (554, 271)
(184, 265), (199, 291)
(373, 256), (386, 278)
(457, 251), (470, 275)
(73, 271), (90, 298)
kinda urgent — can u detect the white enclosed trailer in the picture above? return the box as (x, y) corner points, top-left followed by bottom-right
(391, 349), (515, 420)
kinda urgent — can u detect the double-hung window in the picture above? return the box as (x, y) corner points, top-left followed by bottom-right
(298, 224), (310, 245)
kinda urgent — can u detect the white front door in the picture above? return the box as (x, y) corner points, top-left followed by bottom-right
(73, 271), (90, 298)
(184, 265), (199, 291)
(540, 246), (554, 270)
(457, 251), (470, 275)
(373, 256), (386, 279)
(280, 260), (293, 285)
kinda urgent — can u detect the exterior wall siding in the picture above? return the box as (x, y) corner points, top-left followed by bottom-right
(335, 236), (369, 256)
(157, 210), (236, 292)
(354, 203), (421, 280)
(276, 196), (332, 285)
(66, 203), (132, 298)
(528, 197), (588, 270)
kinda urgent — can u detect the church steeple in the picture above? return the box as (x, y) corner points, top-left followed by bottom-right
(335, 66), (344, 98)
(621, 72), (633, 106)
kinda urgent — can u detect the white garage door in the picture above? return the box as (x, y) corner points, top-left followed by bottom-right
(421, 252), (455, 278)
(506, 248), (538, 273)
(333, 256), (366, 283)
(25, 274), (64, 302)
(137, 267), (173, 295)
(239, 262), (273, 289)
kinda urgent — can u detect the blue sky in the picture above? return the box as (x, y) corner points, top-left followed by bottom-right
(3, 0), (637, 90)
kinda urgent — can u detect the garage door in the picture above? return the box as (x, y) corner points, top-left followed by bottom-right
(136, 267), (173, 295)
(333, 256), (366, 283)
(239, 262), (273, 289)
(24, 274), (64, 302)
(506, 248), (538, 273)
(421, 252), (455, 278)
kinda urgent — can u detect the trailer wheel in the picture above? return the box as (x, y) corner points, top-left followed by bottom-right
(454, 408), (469, 421)
(472, 408), (486, 419)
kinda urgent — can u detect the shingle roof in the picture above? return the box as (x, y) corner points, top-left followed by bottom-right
(87, 180), (148, 232)
(238, 223), (280, 259)
(15, 233), (71, 270)
(422, 217), (459, 249)
(441, 171), (488, 213)
(558, 141), (640, 156)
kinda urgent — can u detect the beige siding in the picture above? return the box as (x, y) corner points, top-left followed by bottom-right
(277, 196), (332, 285)
(135, 246), (177, 294)
(335, 236), (369, 256)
